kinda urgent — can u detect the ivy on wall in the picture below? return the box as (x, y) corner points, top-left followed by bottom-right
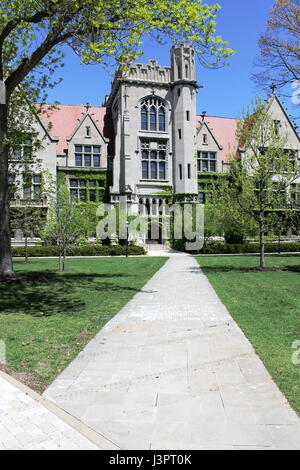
(59, 169), (112, 203)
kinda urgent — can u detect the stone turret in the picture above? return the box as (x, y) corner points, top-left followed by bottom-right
(171, 44), (196, 82)
(171, 44), (198, 194)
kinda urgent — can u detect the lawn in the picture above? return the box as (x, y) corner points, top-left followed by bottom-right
(196, 255), (300, 415)
(0, 257), (166, 392)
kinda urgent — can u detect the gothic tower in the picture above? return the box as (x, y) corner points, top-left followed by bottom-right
(171, 44), (198, 195)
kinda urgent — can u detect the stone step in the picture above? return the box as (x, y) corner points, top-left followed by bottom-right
(145, 243), (168, 251)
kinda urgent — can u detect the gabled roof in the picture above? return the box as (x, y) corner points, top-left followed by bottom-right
(196, 115), (238, 161)
(267, 93), (300, 143)
(66, 112), (108, 144)
(38, 104), (108, 155)
(197, 120), (223, 151)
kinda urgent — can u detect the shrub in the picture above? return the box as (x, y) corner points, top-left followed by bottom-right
(198, 241), (300, 255)
(12, 244), (146, 257)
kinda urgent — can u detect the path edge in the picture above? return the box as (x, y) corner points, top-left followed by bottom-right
(0, 369), (121, 450)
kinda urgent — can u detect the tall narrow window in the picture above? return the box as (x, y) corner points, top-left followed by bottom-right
(203, 134), (207, 144)
(179, 164), (183, 180)
(23, 139), (32, 160)
(187, 164), (191, 179)
(142, 160), (149, 179)
(23, 187), (31, 200)
(75, 154), (82, 167)
(178, 129), (182, 139)
(186, 111), (190, 121)
(178, 63), (182, 79)
(185, 64), (189, 78)
(23, 173), (32, 200)
(141, 105), (148, 130)
(86, 126), (91, 137)
(150, 161), (157, 179)
(158, 107), (165, 131)
(33, 174), (42, 200)
(159, 162), (166, 180)
(150, 106), (157, 131)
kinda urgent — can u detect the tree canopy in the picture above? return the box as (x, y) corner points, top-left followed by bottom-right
(213, 98), (300, 267)
(0, 0), (234, 279)
(253, 0), (300, 94)
(0, 0), (234, 100)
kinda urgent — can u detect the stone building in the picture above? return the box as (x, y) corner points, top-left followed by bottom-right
(7, 44), (300, 244)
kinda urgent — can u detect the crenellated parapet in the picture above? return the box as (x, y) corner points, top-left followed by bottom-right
(124, 60), (171, 84)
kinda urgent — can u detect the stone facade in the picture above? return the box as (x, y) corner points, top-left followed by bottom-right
(7, 44), (300, 242)
(106, 44), (199, 216)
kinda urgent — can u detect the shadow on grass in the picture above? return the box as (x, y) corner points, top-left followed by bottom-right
(190, 264), (300, 274)
(0, 271), (139, 317)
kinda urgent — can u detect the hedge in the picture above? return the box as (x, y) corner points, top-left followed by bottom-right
(200, 241), (300, 254)
(12, 244), (146, 257)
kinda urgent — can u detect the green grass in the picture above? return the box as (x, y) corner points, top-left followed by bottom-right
(0, 257), (166, 391)
(196, 255), (300, 415)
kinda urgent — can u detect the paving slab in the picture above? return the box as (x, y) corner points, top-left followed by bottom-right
(0, 371), (120, 450)
(44, 255), (300, 450)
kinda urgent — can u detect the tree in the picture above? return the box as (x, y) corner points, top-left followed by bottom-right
(0, 0), (234, 279)
(11, 205), (46, 263)
(253, 0), (300, 94)
(42, 174), (84, 271)
(216, 99), (300, 268)
(206, 196), (257, 245)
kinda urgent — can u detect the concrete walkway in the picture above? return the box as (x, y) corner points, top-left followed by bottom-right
(44, 255), (300, 450)
(0, 370), (120, 450)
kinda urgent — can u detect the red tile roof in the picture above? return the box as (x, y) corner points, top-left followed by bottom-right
(37, 104), (238, 161)
(197, 115), (238, 161)
(37, 104), (108, 155)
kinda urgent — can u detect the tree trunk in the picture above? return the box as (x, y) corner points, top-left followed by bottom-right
(24, 206), (28, 263)
(58, 245), (62, 271)
(24, 234), (28, 263)
(0, 102), (15, 279)
(259, 220), (265, 268)
(62, 246), (66, 272)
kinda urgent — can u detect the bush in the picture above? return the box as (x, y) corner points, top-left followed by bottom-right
(12, 244), (146, 257)
(199, 241), (300, 255)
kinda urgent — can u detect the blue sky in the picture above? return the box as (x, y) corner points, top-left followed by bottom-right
(45, 0), (297, 120)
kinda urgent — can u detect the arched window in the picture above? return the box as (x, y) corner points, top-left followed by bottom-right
(140, 97), (166, 132)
